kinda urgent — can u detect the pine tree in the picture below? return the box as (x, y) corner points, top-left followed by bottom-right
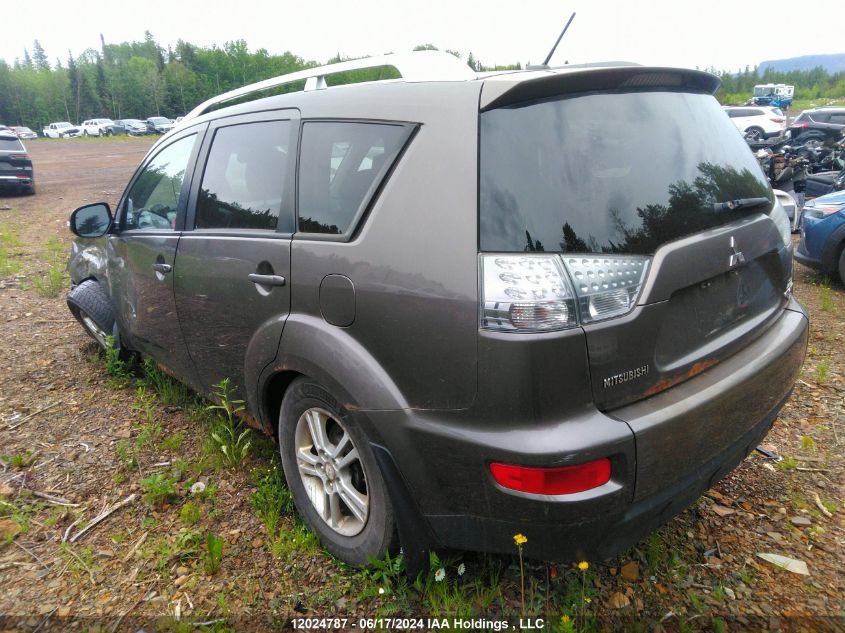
(33, 41), (50, 71)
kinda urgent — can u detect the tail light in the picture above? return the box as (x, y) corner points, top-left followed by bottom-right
(480, 254), (650, 332)
(490, 458), (612, 495)
(9, 154), (28, 160)
(791, 122), (809, 129)
(770, 117), (784, 123)
(481, 255), (577, 332)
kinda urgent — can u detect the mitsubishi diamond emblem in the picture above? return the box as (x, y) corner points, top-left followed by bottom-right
(728, 236), (746, 268)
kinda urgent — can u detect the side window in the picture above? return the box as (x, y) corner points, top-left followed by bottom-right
(195, 120), (290, 230)
(829, 114), (845, 125)
(122, 134), (196, 231)
(298, 121), (410, 235)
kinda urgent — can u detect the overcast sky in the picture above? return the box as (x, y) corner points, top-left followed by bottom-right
(5, 0), (844, 72)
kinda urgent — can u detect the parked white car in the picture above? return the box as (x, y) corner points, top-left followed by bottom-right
(10, 126), (38, 139)
(81, 118), (116, 136)
(723, 106), (786, 140)
(42, 122), (82, 138)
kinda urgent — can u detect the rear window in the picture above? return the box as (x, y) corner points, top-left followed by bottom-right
(480, 91), (770, 255)
(0, 138), (24, 151)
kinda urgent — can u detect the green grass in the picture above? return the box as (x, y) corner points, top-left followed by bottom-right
(143, 357), (190, 406)
(204, 532), (224, 575)
(0, 226), (23, 277)
(777, 456), (798, 471)
(4, 450), (39, 469)
(819, 286), (834, 312)
(139, 473), (177, 507)
(179, 501), (202, 526)
(33, 263), (66, 297)
(817, 359), (830, 384)
(207, 379), (251, 469)
(249, 463), (293, 539)
(159, 432), (184, 452)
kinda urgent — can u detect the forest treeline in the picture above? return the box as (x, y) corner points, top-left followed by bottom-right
(1, 33), (843, 130)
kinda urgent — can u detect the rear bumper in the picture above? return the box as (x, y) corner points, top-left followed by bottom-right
(0, 174), (32, 187)
(366, 300), (808, 561)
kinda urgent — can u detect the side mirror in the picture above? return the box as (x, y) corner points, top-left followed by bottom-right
(70, 202), (112, 238)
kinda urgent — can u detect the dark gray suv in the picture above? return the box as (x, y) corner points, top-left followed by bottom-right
(66, 51), (808, 569)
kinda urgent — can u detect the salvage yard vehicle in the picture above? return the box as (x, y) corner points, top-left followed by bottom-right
(0, 130), (35, 194)
(81, 118), (117, 136)
(114, 119), (150, 136)
(65, 51), (808, 569)
(723, 105), (786, 140)
(751, 83), (794, 109)
(43, 122), (82, 138)
(795, 189), (845, 283)
(788, 107), (845, 146)
(145, 116), (174, 134)
(10, 126), (38, 139)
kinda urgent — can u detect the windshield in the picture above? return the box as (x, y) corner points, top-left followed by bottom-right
(57, 123), (72, 128)
(480, 91), (771, 255)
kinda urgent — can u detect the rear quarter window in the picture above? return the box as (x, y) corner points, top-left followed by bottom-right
(297, 121), (413, 236)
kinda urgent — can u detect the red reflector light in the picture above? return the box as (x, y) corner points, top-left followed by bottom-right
(15, 173), (29, 179)
(791, 122), (808, 128)
(770, 118), (784, 123)
(490, 458), (611, 495)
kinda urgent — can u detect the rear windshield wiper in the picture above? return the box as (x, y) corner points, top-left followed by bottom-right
(712, 197), (771, 213)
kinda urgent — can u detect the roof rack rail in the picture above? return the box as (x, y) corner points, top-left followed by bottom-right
(182, 50), (477, 122)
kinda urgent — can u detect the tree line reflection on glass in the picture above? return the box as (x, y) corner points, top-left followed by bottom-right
(519, 163), (770, 254)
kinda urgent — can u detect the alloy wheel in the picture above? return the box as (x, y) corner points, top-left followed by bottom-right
(80, 311), (109, 348)
(294, 407), (369, 536)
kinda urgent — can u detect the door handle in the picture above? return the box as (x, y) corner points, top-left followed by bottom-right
(248, 273), (286, 287)
(152, 263), (172, 274)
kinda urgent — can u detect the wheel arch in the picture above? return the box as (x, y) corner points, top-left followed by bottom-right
(820, 222), (845, 273)
(253, 314), (409, 436)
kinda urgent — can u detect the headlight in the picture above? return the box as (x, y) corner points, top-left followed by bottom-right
(805, 204), (844, 219)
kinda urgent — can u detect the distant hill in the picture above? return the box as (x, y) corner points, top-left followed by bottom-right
(758, 53), (845, 74)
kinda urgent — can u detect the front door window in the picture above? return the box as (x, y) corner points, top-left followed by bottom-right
(122, 134), (196, 231)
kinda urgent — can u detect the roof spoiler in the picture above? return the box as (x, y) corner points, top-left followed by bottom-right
(480, 66), (721, 111)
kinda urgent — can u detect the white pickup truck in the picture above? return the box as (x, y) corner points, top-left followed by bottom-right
(42, 122), (82, 138)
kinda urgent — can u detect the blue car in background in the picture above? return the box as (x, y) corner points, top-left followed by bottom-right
(795, 190), (845, 283)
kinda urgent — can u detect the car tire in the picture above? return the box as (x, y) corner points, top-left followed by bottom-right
(838, 246), (845, 286)
(278, 377), (397, 567)
(67, 279), (115, 350)
(83, 130), (88, 137)
(744, 127), (765, 141)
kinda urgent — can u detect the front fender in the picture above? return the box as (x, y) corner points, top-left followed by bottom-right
(253, 313), (409, 429)
(68, 240), (109, 290)
(821, 219), (845, 273)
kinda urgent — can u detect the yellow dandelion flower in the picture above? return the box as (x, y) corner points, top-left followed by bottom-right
(561, 614), (571, 624)
(513, 533), (528, 545)
(578, 561), (589, 571)
(584, 597), (591, 604)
